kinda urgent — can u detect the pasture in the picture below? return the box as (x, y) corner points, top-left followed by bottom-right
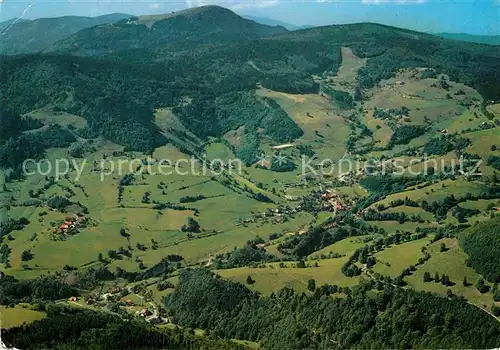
(309, 235), (380, 258)
(372, 236), (432, 277)
(371, 179), (488, 209)
(0, 305), (46, 328)
(405, 238), (497, 310)
(256, 88), (350, 162)
(217, 257), (360, 295)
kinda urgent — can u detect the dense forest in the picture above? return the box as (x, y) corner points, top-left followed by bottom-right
(0, 275), (78, 305)
(2, 306), (244, 349)
(166, 269), (500, 349)
(172, 91), (303, 143)
(0, 55), (177, 152)
(0, 110), (83, 169)
(460, 216), (500, 282)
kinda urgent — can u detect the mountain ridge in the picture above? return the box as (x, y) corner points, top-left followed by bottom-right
(0, 13), (132, 55)
(243, 15), (313, 31)
(435, 32), (500, 46)
(48, 5), (288, 56)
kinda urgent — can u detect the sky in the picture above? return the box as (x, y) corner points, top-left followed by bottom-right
(0, 0), (498, 35)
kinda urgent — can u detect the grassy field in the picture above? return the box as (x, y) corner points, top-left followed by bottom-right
(369, 221), (437, 234)
(439, 107), (490, 134)
(372, 237), (432, 277)
(256, 88), (350, 162)
(327, 47), (366, 88)
(405, 238), (498, 310)
(0, 305), (46, 328)
(360, 69), (483, 163)
(459, 198), (499, 211)
(465, 127), (500, 160)
(371, 178), (488, 209)
(111, 212), (314, 268)
(1, 139), (298, 277)
(381, 205), (435, 222)
(363, 110), (392, 148)
(217, 257), (361, 295)
(309, 235), (380, 258)
(336, 185), (369, 199)
(205, 142), (235, 161)
(154, 108), (201, 153)
(365, 86), (466, 126)
(26, 109), (87, 129)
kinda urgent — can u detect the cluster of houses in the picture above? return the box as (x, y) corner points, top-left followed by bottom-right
(260, 206), (297, 224)
(68, 285), (164, 324)
(239, 205), (298, 226)
(320, 190), (350, 213)
(241, 188), (353, 225)
(56, 214), (86, 234)
(263, 206), (295, 218)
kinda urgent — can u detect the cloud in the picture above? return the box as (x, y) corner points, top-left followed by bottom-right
(185, 0), (280, 10)
(148, 3), (161, 9)
(231, 0), (279, 10)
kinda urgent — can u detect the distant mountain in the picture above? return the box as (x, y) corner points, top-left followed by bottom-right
(435, 32), (500, 46)
(49, 6), (288, 56)
(0, 18), (29, 30)
(0, 13), (132, 55)
(3, 19), (500, 155)
(243, 15), (313, 31)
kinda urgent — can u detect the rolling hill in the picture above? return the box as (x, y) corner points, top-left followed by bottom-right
(2, 15), (500, 155)
(243, 15), (313, 31)
(0, 13), (132, 55)
(48, 6), (288, 56)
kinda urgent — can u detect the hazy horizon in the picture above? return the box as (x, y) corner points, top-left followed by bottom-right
(1, 0), (498, 36)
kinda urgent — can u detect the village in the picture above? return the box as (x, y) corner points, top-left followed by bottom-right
(238, 186), (353, 228)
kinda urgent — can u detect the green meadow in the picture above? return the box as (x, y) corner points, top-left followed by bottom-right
(372, 237), (432, 277)
(217, 257), (360, 295)
(405, 238), (498, 309)
(0, 305), (46, 328)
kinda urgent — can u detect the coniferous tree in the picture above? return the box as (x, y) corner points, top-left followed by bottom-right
(307, 279), (316, 292)
(434, 272), (441, 283)
(423, 272), (432, 283)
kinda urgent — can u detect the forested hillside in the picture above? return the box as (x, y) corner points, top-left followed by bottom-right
(166, 269), (500, 349)
(2, 18), (499, 156)
(461, 216), (500, 283)
(0, 14), (131, 55)
(268, 23), (500, 100)
(49, 6), (287, 56)
(0, 55), (177, 152)
(2, 307), (244, 349)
